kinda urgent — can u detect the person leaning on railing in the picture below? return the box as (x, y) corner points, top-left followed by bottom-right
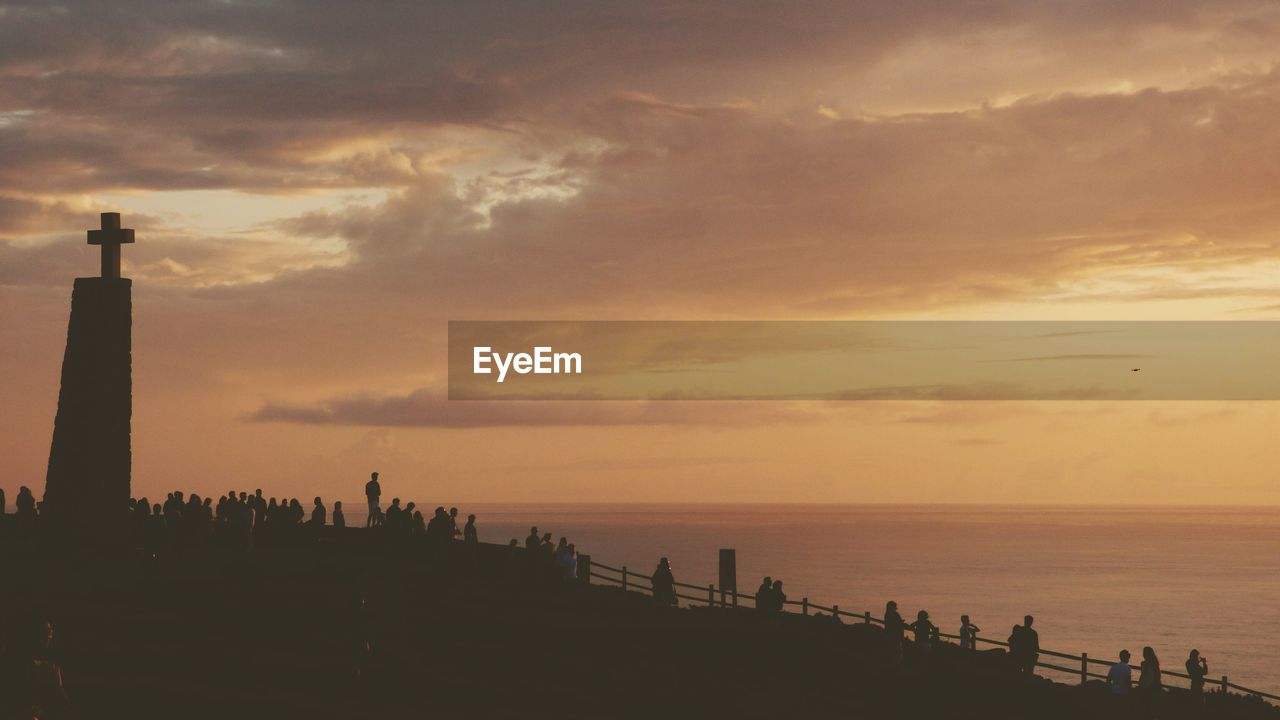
(1186, 650), (1208, 701)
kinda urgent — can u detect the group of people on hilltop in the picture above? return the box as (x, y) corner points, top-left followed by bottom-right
(1106, 647), (1211, 706)
(522, 526), (578, 581)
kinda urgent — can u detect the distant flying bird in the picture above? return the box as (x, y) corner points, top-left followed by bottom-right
(1132, 368), (1141, 372)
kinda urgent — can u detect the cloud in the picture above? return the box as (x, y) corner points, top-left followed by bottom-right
(996, 354), (1152, 362)
(246, 389), (840, 427)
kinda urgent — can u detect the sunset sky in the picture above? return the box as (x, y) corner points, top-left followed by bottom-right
(4, 1), (1280, 504)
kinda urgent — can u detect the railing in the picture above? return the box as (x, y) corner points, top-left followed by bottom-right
(584, 559), (1278, 704)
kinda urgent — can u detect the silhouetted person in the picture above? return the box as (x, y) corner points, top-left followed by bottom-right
(310, 497), (327, 527)
(1108, 649), (1132, 696)
(0, 487), (5, 515)
(555, 540), (576, 580)
(539, 532), (554, 567)
(1, 617), (70, 719)
(1138, 646), (1162, 716)
(884, 601), (905, 668)
(463, 514), (478, 545)
(909, 610), (936, 649)
(959, 615), (980, 650)
(386, 498), (402, 529)
(15, 486), (36, 533)
(1186, 649), (1208, 700)
(365, 472), (382, 527)
(16, 486), (35, 518)
(1009, 615), (1039, 675)
(755, 577), (773, 611)
(525, 526), (539, 551)
(770, 580), (786, 611)
(449, 507), (461, 537)
(652, 557), (676, 606)
(333, 501), (345, 529)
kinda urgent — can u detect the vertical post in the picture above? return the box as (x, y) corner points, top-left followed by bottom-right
(864, 611), (871, 624)
(577, 554), (592, 586)
(708, 584), (715, 606)
(621, 566), (628, 592)
(1080, 653), (1088, 686)
(732, 588), (738, 608)
(1221, 676), (1229, 695)
(718, 549), (736, 608)
(832, 604), (839, 621)
(802, 598), (809, 616)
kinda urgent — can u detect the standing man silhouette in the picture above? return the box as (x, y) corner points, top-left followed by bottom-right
(365, 472), (382, 527)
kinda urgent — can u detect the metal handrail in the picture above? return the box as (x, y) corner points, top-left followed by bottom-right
(582, 556), (1279, 702)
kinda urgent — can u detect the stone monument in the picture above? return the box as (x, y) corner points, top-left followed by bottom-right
(42, 212), (134, 546)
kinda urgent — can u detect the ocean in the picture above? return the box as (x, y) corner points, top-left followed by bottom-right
(461, 503), (1280, 692)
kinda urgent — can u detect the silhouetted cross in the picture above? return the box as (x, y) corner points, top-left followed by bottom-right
(87, 212), (135, 279)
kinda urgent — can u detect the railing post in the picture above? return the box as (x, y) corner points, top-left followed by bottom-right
(864, 611), (871, 624)
(732, 588), (738, 608)
(708, 583), (715, 606)
(802, 597), (809, 616)
(621, 566), (628, 592)
(832, 604), (839, 621)
(1080, 652), (1087, 686)
(1221, 676), (1229, 695)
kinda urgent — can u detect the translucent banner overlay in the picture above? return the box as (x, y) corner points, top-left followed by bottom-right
(448, 321), (1280, 400)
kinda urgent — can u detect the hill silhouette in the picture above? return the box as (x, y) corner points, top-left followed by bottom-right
(2, 515), (1278, 719)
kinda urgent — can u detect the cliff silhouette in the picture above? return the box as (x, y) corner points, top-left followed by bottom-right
(2, 521), (1276, 720)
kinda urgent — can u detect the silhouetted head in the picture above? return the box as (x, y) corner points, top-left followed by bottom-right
(467, 514), (476, 522)
(1143, 646), (1156, 662)
(886, 601), (897, 612)
(1120, 649), (1131, 663)
(762, 576), (772, 586)
(772, 580), (783, 590)
(918, 610), (929, 621)
(542, 532), (552, 541)
(13, 617), (54, 657)
(405, 502), (415, 512)
(334, 501), (342, 510)
(371, 471), (379, 480)
(391, 498), (400, 507)
(509, 539), (518, 547)
(659, 557), (670, 568)
(314, 497), (322, 506)
(1024, 615), (1034, 627)
(255, 489), (263, 497)
(961, 614), (970, 624)
(239, 492), (247, 502)
(449, 507), (458, 517)
(435, 506), (446, 515)
(414, 511), (423, 519)
(530, 526), (538, 534)
(1189, 649), (1199, 661)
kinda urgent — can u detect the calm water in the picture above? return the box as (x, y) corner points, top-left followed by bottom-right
(464, 504), (1280, 691)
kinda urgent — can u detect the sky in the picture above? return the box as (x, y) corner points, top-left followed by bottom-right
(4, 0), (1280, 505)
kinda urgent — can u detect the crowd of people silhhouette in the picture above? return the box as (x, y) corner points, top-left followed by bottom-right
(0, 477), (1249, 717)
(1, 471), (597, 718)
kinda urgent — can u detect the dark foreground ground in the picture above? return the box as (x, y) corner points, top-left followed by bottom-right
(2, 531), (1277, 720)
